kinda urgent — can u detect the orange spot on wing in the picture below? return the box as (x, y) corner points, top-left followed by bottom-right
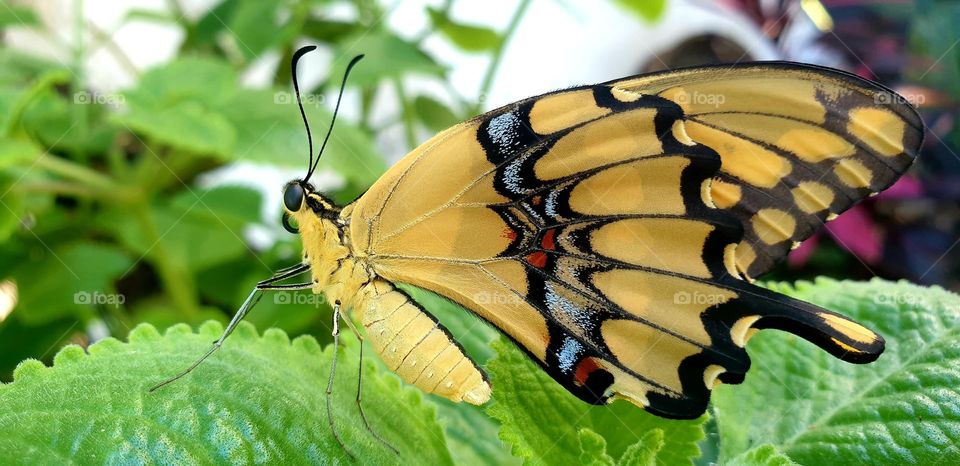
(574, 357), (601, 386)
(526, 251), (547, 268)
(531, 196), (542, 206)
(541, 229), (557, 250)
(502, 227), (518, 241)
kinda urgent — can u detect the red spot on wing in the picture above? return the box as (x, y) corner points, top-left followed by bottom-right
(574, 357), (601, 386)
(502, 227), (518, 241)
(526, 251), (547, 268)
(541, 229), (557, 250)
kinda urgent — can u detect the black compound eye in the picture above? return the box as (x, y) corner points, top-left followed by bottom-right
(283, 182), (304, 212)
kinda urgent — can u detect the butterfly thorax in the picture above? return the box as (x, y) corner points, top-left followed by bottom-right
(292, 198), (370, 309)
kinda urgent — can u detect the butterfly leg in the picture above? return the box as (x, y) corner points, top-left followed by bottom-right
(326, 300), (355, 460)
(149, 264), (312, 392)
(341, 313), (400, 455)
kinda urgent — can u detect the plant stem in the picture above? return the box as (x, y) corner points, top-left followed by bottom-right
(34, 154), (122, 193)
(12, 181), (101, 199)
(392, 78), (418, 150)
(130, 205), (199, 318)
(474, 0), (531, 114)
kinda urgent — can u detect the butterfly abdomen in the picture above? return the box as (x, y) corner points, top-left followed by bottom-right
(355, 280), (491, 405)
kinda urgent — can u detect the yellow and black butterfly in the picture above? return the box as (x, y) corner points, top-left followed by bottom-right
(153, 46), (923, 451)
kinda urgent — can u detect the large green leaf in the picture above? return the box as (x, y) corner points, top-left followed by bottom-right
(0, 321), (454, 464)
(713, 278), (960, 464)
(487, 339), (706, 465)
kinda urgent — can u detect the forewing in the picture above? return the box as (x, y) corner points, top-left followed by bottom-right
(611, 62), (923, 277)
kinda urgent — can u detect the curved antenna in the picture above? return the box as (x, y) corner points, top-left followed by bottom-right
(303, 54), (365, 184)
(291, 45), (318, 177)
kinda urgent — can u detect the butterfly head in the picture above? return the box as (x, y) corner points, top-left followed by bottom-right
(281, 179), (341, 234)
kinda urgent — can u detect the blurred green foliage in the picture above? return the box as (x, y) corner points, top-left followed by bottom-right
(0, 0), (545, 381)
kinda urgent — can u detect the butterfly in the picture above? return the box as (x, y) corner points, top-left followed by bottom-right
(153, 45), (923, 454)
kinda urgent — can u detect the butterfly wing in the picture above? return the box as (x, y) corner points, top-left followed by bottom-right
(612, 62), (924, 277)
(349, 62), (922, 418)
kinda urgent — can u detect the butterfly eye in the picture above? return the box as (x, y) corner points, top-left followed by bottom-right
(282, 212), (299, 234)
(283, 182), (305, 212)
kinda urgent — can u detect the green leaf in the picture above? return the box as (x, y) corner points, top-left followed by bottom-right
(226, 0), (283, 58)
(0, 4), (38, 28)
(0, 321), (454, 464)
(434, 397), (520, 466)
(729, 445), (799, 466)
(713, 278), (960, 464)
(10, 242), (133, 325)
(332, 31), (445, 87)
(578, 429), (616, 466)
(618, 429), (665, 466)
(114, 57), (239, 157)
(193, 0), (240, 46)
(611, 0), (667, 22)
(487, 338), (705, 465)
(301, 19), (362, 44)
(0, 137), (39, 168)
(413, 96), (460, 133)
(0, 316), (80, 383)
(111, 187), (259, 273)
(219, 88), (385, 191)
(426, 7), (502, 52)
(0, 49), (61, 86)
(115, 100), (236, 157)
(21, 88), (120, 155)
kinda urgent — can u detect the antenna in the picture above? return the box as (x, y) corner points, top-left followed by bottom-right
(291, 45), (318, 177)
(302, 54), (364, 184)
